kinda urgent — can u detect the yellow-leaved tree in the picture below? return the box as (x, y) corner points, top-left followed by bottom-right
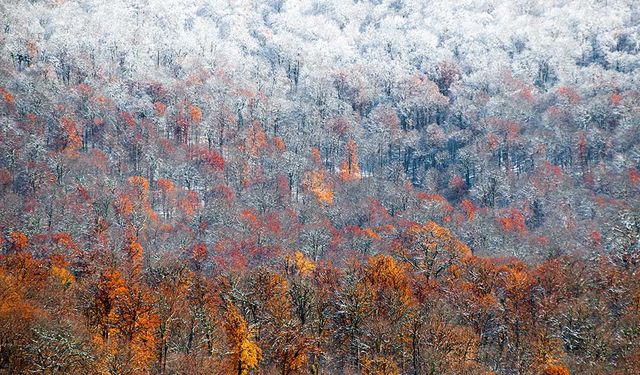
(224, 303), (262, 375)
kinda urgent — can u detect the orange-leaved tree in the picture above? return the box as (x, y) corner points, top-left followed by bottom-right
(394, 221), (472, 280)
(339, 139), (362, 182)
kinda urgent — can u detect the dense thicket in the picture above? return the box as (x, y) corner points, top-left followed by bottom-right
(1, 0), (639, 374)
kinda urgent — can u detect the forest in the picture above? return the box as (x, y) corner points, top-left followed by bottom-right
(1, 0), (639, 374)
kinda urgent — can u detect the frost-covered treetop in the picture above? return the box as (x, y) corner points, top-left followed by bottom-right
(2, 0), (638, 89)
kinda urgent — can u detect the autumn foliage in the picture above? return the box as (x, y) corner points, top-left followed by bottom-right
(1, 3), (639, 374)
(3, 211), (640, 374)
(302, 170), (334, 205)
